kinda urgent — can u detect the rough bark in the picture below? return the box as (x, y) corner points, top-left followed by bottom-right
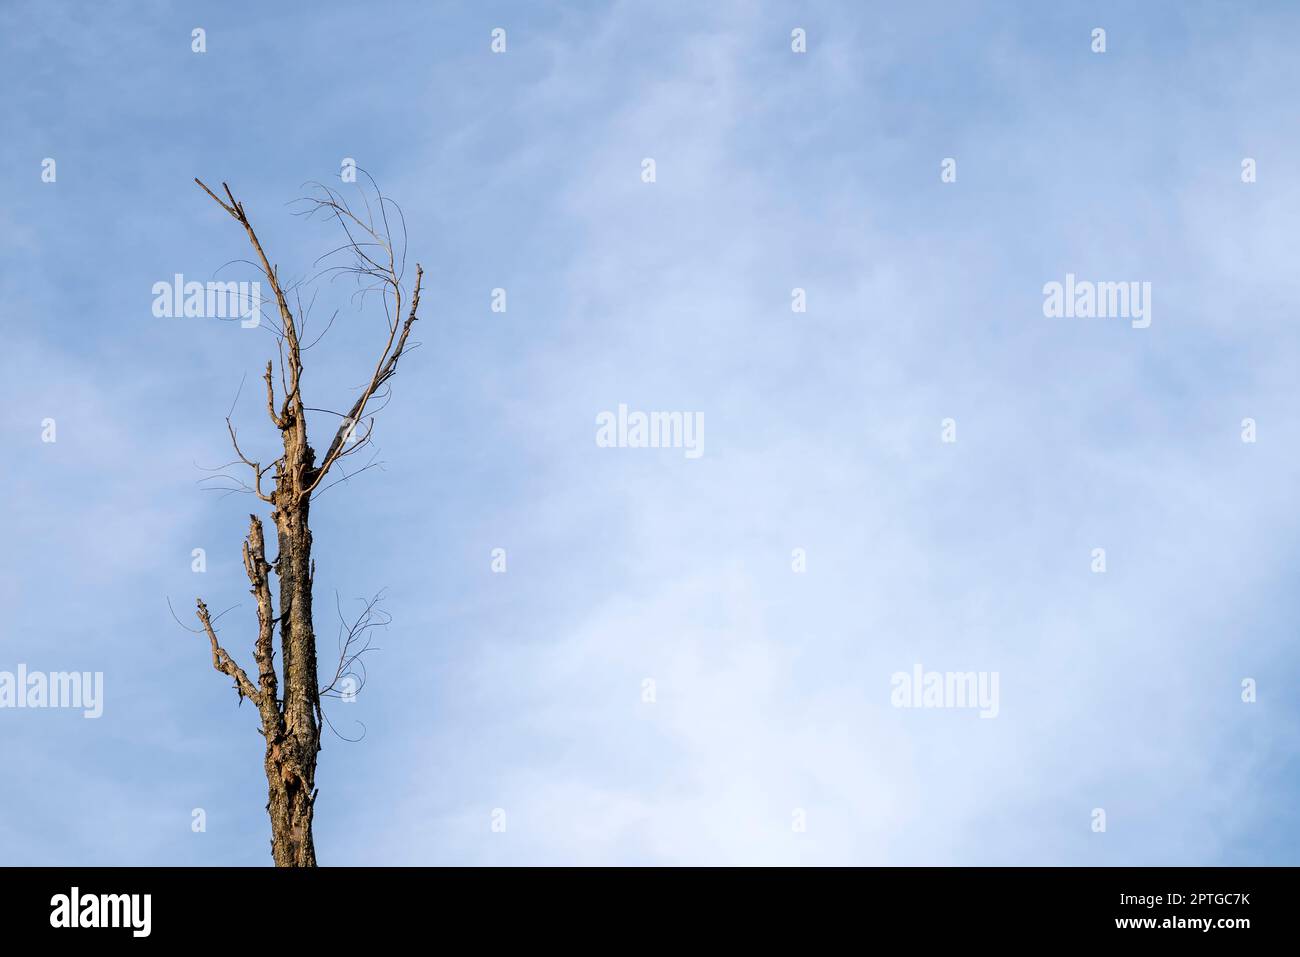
(267, 443), (320, 868)
(190, 177), (420, 866)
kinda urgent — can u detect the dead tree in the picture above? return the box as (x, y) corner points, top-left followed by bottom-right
(188, 175), (421, 866)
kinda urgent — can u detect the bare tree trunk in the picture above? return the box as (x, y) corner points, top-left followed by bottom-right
(267, 456), (320, 867)
(189, 176), (421, 866)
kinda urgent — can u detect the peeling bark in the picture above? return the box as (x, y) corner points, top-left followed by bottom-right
(190, 177), (420, 866)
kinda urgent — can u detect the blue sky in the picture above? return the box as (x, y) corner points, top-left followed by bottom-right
(2, 0), (1299, 865)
